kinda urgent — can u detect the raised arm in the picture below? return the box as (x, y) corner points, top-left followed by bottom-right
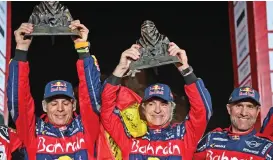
(100, 44), (141, 154)
(7, 23), (36, 147)
(183, 75), (212, 149)
(70, 20), (101, 156)
(169, 42), (213, 156)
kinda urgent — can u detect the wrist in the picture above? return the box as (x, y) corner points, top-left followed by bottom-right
(177, 63), (189, 72)
(180, 65), (193, 77)
(181, 64), (190, 70)
(14, 49), (28, 62)
(75, 41), (90, 59)
(16, 45), (29, 51)
(113, 65), (127, 77)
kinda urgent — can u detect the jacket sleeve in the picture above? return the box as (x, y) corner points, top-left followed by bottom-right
(8, 128), (23, 153)
(267, 146), (273, 157)
(260, 107), (273, 136)
(100, 75), (133, 153)
(180, 71), (213, 152)
(76, 50), (101, 155)
(193, 132), (210, 160)
(7, 50), (36, 147)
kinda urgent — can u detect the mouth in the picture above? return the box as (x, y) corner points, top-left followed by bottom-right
(152, 115), (164, 118)
(238, 117), (249, 121)
(54, 115), (66, 119)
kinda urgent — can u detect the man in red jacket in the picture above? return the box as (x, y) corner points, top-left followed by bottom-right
(194, 86), (273, 159)
(101, 43), (213, 159)
(7, 20), (101, 160)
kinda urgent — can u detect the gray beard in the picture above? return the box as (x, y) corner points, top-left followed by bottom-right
(230, 116), (256, 132)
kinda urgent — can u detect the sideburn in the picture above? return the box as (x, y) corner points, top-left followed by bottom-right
(139, 103), (147, 122)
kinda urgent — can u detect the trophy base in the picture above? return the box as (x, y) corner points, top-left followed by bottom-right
(24, 25), (80, 36)
(129, 55), (180, 70)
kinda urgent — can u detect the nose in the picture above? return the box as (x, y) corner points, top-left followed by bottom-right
(57, 104), (64, 112)
(240, 106), (248, 116)
(154, 104), (161, 114)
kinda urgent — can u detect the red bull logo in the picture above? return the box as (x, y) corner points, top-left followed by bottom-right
(149, 85), (164, 95)
(153, 129), (161, 134)
(239, 87), (255, 97)
(240, 87), (253, 92)
(51, 81), (67, 92)
(231, 135), (240, 140)
(151, 85), (163, 91)
(51, 81), (67, 87)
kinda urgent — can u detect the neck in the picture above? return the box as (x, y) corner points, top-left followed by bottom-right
(148, 121), (170, 129)
(230, 125), (254, 135)
(43, 115), (73, 128)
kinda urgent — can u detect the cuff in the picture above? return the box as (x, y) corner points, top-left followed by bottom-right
(75, 41), (91, 60)
(183, 72), (198, 85)
(78, 52), (90, 60)
(14, 49), (27, 62)
(106, 74), (122, 85)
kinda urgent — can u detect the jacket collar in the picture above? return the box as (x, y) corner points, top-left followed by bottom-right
(225, 126), (256, 140)
(40, 112), (77, 128)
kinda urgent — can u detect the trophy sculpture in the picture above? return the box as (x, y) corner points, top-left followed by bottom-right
(25, 1), (80, 37)
(129, 20), (180, 72)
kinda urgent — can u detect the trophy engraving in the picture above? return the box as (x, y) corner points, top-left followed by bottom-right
(129, 20), (179, 71)
(25, 1), (80, 37)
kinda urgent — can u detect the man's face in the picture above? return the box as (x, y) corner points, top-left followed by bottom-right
(44, 96), (75, 126)
(143, 97), (172, 126)
(227, 99), (260, 132)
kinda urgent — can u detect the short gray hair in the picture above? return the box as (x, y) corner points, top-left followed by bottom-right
(169, 101), (176, 121)
(141, 101), (176, 122)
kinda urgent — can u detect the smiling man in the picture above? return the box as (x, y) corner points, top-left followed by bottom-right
(100, 43), (213, 159)
(8, 20), (101, 160)
(141, 84), (176, 128)
(194, 86), (273, 159)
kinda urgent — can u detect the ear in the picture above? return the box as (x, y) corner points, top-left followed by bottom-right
(72, 99), (77, 111)
(42, 100), (48, 112)
(256, 106), (261, 116)
(141, 103), (146, 115)
(226, 104), (231, 115)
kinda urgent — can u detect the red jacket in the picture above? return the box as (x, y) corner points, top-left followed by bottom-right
(7, 50), (101, 160)
(194, 127), (273, 159)
(101, 74), (212, 160)
(0, 125), (23, 160)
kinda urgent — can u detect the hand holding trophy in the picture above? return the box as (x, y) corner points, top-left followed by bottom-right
(24, 1), (80, 37)
(127, 20), (180, 77)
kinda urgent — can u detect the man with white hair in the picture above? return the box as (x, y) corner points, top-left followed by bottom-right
(100, 42), (213, 159)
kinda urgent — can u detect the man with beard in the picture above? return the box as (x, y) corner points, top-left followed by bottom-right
(194, 86), (273, 159)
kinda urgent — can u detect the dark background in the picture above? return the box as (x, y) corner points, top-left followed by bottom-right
(10, 1), (234, 132)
